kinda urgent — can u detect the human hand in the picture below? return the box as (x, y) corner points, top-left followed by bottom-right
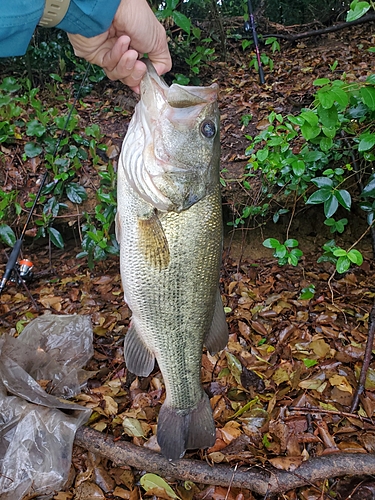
(67, 0), (171, 92)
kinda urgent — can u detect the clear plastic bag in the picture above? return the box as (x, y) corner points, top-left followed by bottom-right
(0, 314), (93, 499)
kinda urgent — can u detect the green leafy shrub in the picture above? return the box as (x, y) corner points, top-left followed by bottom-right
(0, 190), (21, 246)
(263, 238), (303, 266)
(154, 0), (216, 84)
(78, 162), (119, 268)
(318, 240), (363, 274)
(0, 76), (118, 265)
(237, 73), (375, 270)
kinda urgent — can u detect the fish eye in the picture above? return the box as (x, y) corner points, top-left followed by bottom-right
(200, 120), (216, 138)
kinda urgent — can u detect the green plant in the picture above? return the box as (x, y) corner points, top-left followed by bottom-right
(359, 172), (375, 224)
(329, 60), (338, 72)
(156, 1), (216, 84)
(0, 76), (120, 262)
(299, 284), (316, 300)
(262, 238), (303, 266)
(0, 189), (21, 246)
(324, 217), (348, 233)
(303, 358), (318, 368)
(77, 162), (118, 268)
(346, 0), (371, 22)
(234, 72), (375, 268)
(242, 35), (280, 75)
(317, 240), (364, 274)
(305, 175), (351, 218)
(265, 37), (280, 54)
(228, 203), (269, 227)
(249, 52), (274, 73)
(182, 37), (216, 81)
(240, 113), (253, 127)
(24, 194), (67, 248)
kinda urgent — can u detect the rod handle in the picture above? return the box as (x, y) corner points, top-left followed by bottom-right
(0, 238), (23, 293)
(258, 65), (265, 85)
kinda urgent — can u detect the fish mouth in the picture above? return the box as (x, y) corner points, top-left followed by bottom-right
(141, 59), (218, 113)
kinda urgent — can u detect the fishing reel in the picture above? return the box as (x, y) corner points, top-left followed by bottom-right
(244, 21), (252, 32)
(13, 259), (34, 285)
(0, 258), (34, 292)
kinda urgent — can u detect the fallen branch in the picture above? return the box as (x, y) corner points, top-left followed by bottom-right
(75, 427), (375, 495)
(265, 12), (375, 41)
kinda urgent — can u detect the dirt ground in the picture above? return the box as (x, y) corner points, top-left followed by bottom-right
(1, 18), (375, 500)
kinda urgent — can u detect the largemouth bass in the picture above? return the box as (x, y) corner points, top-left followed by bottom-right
(116, 61), (228, 460)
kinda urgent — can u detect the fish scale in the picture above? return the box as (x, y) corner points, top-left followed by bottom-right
(116, 60), (228, 460)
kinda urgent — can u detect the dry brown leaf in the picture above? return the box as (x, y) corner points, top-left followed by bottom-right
(299, 372), (327, 391)
(268, 456), (303, 471)
(38, 295), (62, 311)
(208, 451), (226, 463)
(220, 421), (242, 444)
(309, 339), (331, 358)
(113, 487), (131, 499)
(329, 374), (353, 394)
(102, 395), (118, 416)
(337, 441), (367, 453)
(317, 420), (338, 450)
(74, 481), (105, 499)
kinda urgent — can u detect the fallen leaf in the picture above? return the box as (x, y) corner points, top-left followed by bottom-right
(74, 481), (105, 499)
(268, 456), (303, 471)
(329, 374), (353, 394)
(140, 473), (180, 500)
(122, 417), (145, 437)
(309, 339), (331, 358)
(113, 487), (131, 499)
(102, 395), (118, 416)
(208, 451), (226, 463)
(337, 441), (367, 453)
(299, 372), (326, 391)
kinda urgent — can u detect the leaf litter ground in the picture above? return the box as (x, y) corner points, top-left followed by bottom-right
(1, 20), (375, 500)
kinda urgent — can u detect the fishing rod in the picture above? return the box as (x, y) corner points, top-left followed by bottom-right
(244, 0), (265, 85)
(0, 63), (91, 295)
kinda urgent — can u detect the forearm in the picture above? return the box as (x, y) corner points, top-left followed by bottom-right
(0, 0), (120, 57)
(57, 0), (120, 36)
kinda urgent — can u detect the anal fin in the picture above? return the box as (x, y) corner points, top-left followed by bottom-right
(157, 393), (215, 461)
(205, 288), (229, 355)
(138, 211), (170, 270)
(124, 322), (155, 377)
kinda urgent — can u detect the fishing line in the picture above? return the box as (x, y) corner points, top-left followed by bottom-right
(0, 62), (92, 294)
(244, 0), (265, 85)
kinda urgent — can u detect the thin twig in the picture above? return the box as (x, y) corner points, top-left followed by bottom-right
(286, 190), (297, 242)
(266, 13), (375, 41)
(328, 270), (335, 304)
(347, 221), (375, 253)
(224, 463), (237, 500)
(350, 300), (375, 413)
(289, 406), (375, 425)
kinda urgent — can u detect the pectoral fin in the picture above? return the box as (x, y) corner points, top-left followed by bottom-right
(138, 211), (170, 270)
(115, 211), (121, 244)
(124, 322), (155, 377)
(205, 288), (229, 355)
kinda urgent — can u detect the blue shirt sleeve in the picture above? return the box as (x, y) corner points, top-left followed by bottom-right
(0, 0), (121, 58)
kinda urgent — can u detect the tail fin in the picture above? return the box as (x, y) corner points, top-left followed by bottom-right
(157, 394), (216, 460)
